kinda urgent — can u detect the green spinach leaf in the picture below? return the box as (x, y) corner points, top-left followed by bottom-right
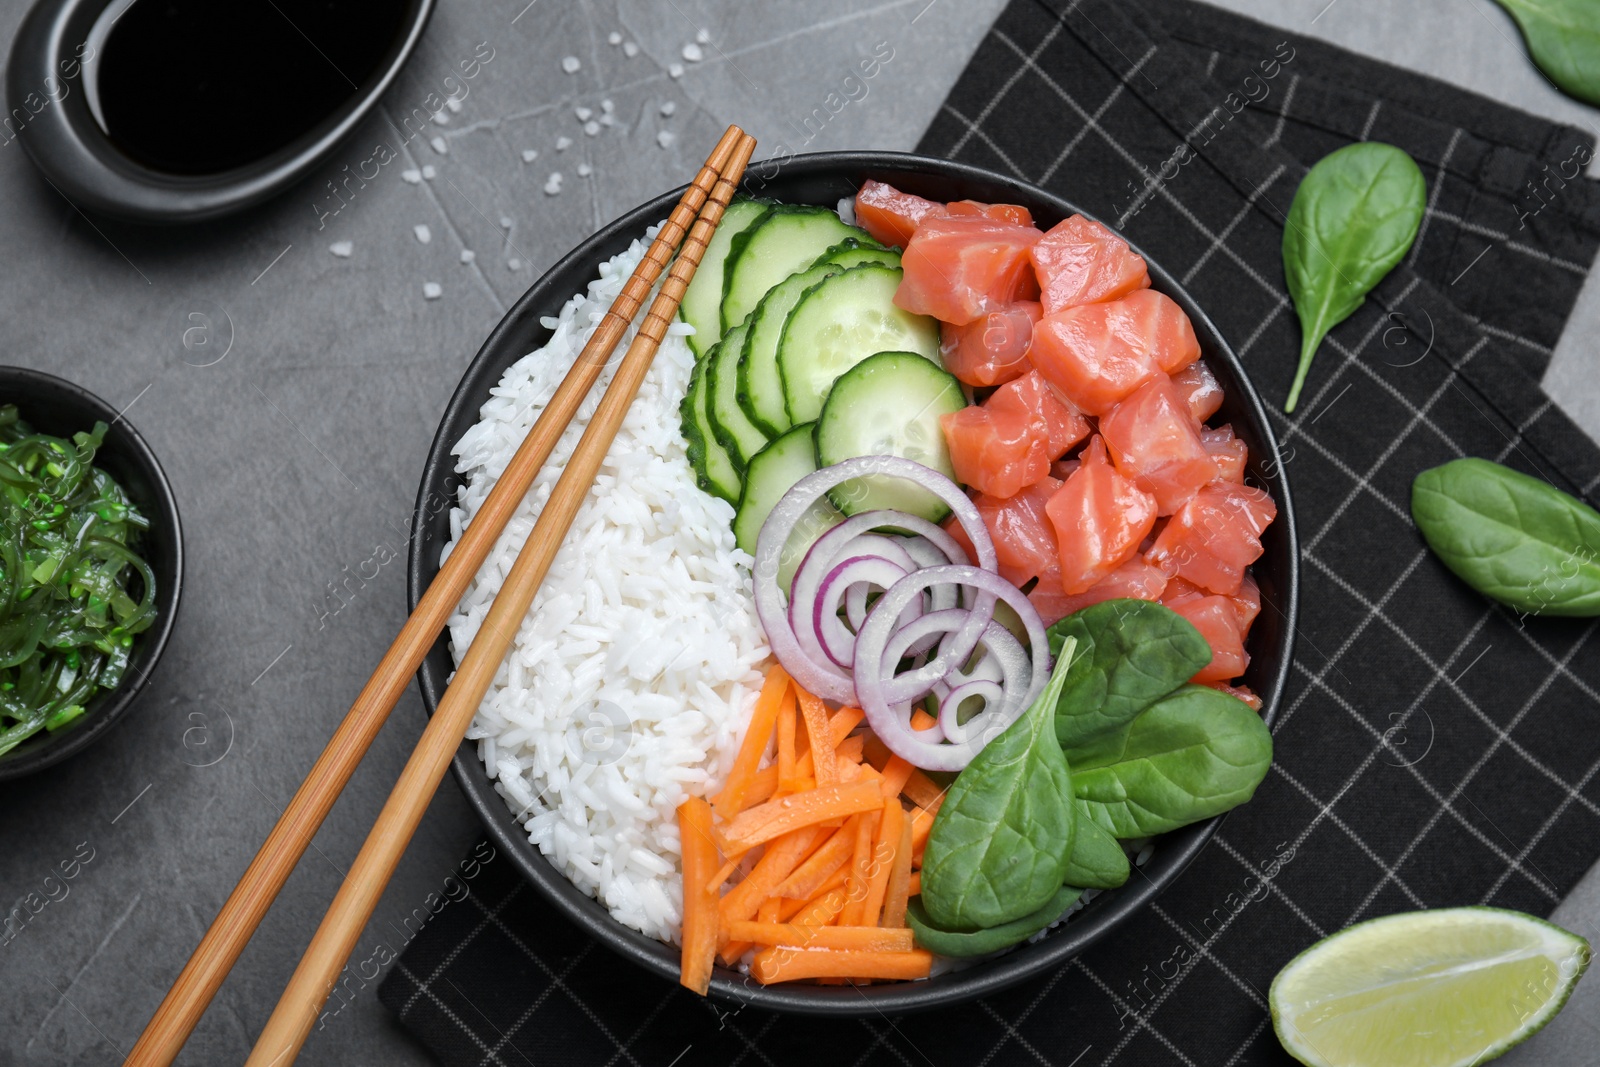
(920, 639), (1079, 931)
(1281, 143), (1425, 412)
(1412, 457), (1600, 616)
(1064, 802), (1131, 890)
(1048, 599), (1212, 749)
(1496, 0), (1600, 107)
(1074, 685), (1273, 838)
(906, 886), (1083, 958)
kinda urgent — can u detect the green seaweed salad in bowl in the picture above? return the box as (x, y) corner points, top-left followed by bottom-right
(0, 367), (182, 779)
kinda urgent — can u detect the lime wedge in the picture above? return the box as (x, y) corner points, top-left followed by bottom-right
(1270, 907), (1590, 1067)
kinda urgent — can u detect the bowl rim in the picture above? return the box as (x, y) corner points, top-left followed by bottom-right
(408, 150), (1299, 1014)
(0, 364), (184, 779)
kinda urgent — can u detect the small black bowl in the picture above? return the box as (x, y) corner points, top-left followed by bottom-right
(0, 366), (182, 779)
(409, 152), (1299, 1013)
(6, 0), (432, 223)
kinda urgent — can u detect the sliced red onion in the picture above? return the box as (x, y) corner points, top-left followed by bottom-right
(939, 680), (1007, 744)
(815, 555), (916, 668)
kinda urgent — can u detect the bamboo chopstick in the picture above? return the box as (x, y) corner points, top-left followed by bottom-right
(244, 132), (758, 1067)
(123, 125), (748, 1067)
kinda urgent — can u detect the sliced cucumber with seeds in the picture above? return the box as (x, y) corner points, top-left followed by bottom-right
(734, 423), (842, 589)
(778, 266), (941, 426)
(814, 238), (902, 271)
(721, 206), (868, 332)
(680, 346), (741, 503)
(814, 350), (966, 522)
(737, 262), (845, 437)
(679, 198), (769, 358)
(707, 321), (769, 470)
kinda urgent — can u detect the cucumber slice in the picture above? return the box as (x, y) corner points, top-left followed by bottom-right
(815, 238), (902, 271)
(737, 262), (844, 437)
(721, 206), (865, 332)
(680, 346), (741, 503)
(814, 350), (966, 522)
(734, 423), (842, 589)
(778, 266), (941, 425)
(679, 198), (769, 357)
(707, 321), (769, 470)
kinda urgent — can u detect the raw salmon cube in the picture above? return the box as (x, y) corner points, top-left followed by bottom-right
(1167, 595), (1248, 682)
(1146, 482), (1277, 595)
(948, 199), (1036, 228)
(1027, 555), (1168, 626)
(1231, 572), (1261, 631)
(1045, 436), (1157, 594)
(1031, 214), (1150, 314)
(1209, 682), (1262, 711)
(943, 371), (1085, 499)
(1201, 424), (1249, 484)
(1121, 290), (1200, 374)
(1101, 376), (1219, 514)
(1031, 290), (1197, 414)
(945, 477), (1062, 587)
(939, 301), (1041, 387)
(1172, 359), (1223, 423)
(854, 180), (947, 248)
(895, 216), (1044, 325)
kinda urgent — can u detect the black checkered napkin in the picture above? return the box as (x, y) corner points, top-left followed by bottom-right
(381, 2), (1600, 1063)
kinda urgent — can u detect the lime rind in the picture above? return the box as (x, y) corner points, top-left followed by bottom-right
(1269, 907), (1591, 1067)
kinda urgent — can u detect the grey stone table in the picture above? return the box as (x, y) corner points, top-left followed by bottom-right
(2, 1), (1599, 1065)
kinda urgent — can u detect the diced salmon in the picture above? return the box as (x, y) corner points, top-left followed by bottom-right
(1030, 291), (1198, 414)
(946, 478), (1062, 588)
(854, 180), (947, 248)
(1167, 595), (1248, 683)
(1231, 572), (1261, 631)
(1031, 215), (1150, 314)
(943, 371), (1086, 498)
(1172, 360), (1223, 424)
(895, 216), (1044, 325)
(1209, 682), (1262, 711)
(1100, 376), (1219, 514)
(1146, 482), (1277, 595)
(939, 301), (1042, 388)
(1201, 424), (1248, 484)
(948, 200), (1035, 228)
(1045, 436), (1157, 594)
(1050, 458), (1081, 481)
(1028, 555), (1168, 626)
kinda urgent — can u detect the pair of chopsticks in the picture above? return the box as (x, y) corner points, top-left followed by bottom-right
(125, 125), (757, 1067)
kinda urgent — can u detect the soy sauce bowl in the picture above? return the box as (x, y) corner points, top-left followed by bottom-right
(409, 152), (1300, 1013)
(6, 0), (432, 223)
(0, 367), (183, 780)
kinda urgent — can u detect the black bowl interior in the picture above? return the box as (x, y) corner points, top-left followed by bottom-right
(408, 152), (1299, 1014)
(0, 366), (183, 778)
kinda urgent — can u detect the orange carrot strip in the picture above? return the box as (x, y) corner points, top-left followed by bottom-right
(751, 947), (934, 984)
(796, 687), (837, 786)
(910, 707), (938, 730)
(861, 800), (902, 926)
(705, 851), (749, 897)
(830, 706), (865, 742)
(862, 731), (890, 771)
(840, 808), (881, 927)
(677, 798), (720, 995)
(776, 687), (801, 794)
(880, 755), (914, 799)
(787, 886), (847, 926)
(750, 716), (857, 805)
(719, 827), (825, 927)
(902, 769), (944, 810)
(758, 897), (781, 924)
(774, 816), (858, 900)
(714, 667), (790, 819)
(719, 780), (886, 853)
(836, 734), (865, 764)
(910, 796), (943, 865)
(882, 813), (914, 928)
(728, 922), (915, 952)
(907, 871), (921, 897)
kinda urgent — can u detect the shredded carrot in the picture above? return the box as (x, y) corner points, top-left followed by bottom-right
(728, 922), (915, 953)
(776, 686), (802, 794)
(910, 707), (938, 731)
(751, 947), (933, 984)
(882, 813), (914, 928)
(910, 796), (943, 865)
(720, 826), (825, 927)
(787, 886), (847, 926)
(907, 871), (921, 897)
(860, 799), (901, 926)
(836, 734), (865, 764)
(758, 897), (781, 924)
(718, 779), (885, 853)
(795, 686), (837, 786)
(774, 815), (857, 900)
(677, 798), (720, 995)
(830, 705), (865, 740)
(840, 808), (882, 927)
(902, 768), (944, 811)
(714, 667), (790, 819)
(879, 755), (914, 798)
(861, 731), (891, 770)
(705, 850), (749, 897)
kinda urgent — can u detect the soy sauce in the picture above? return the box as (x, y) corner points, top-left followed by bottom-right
(94, 0), (409, 175)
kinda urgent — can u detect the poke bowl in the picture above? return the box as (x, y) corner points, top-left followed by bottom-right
(408, 151), (1299, 1013)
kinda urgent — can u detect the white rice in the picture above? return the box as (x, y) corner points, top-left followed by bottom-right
(442, 224), (770, 942)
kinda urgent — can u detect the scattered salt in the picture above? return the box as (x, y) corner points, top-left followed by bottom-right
(601, 99), (615, 113)
(423, 282), (442, 299)
(657, 130), (676, 149)
(599, 112), (616, 127)
(499, 215), (513, 229)
(696, 27), (711, 43)
(623, 41), (639, 57)
(544, 173), (564, 195)
(460, 249), (476, 264)
(430, 136), (448, 155)
(431, 109), (450, 125)
(556, 136), (572, 151)
(584, 120), (601, 136)
(328, 241), (353, 258)
(681, 43), (703, 62)
(659, 101), (676, 117)
(508, 258), (523, 271)
(575, 106), (593, 121)
(422, 164), (437, 179)
(668, 62), (684, 79)
(561, 55), (581, 73)
(413, 224), (432, 244)
(401, 168), (422, 184)
(577, 163), (593, 177)
(521, 149), (538, 163)
(607, 31), (622, 45)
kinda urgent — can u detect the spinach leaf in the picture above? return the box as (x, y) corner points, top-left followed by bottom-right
(920, 639), (1079, 931)
(1074, 685), (1273, 838)
(1496, 0), (1600, 107)
(906, 886), (1082, 958)
(1281, 143), (1425, 412)
(1048, 599), (1212, 749)
(1064, 802), (1131, 890)
(1412, 457), (1600, 616)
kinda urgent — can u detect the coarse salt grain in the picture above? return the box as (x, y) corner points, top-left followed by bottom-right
(544, 173), (564, 195)
(681, 43), (702, 62)
(423, 282), (442, 299)
(562, 55), (581, 73)
(328, 241), (353, 258)
(460, 249), (476, 264)
(522, 149), (538, 163)
(656, 130), (676, 149)
(401, 169), (422, 184)
(430, 136), (448, 154)
(413, 224), (432, 244)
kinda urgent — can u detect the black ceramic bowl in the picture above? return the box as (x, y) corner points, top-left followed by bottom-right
(409, 152), (1299, 1013)
(0, 366), (183, 779)
(7, 0), (432, 223)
